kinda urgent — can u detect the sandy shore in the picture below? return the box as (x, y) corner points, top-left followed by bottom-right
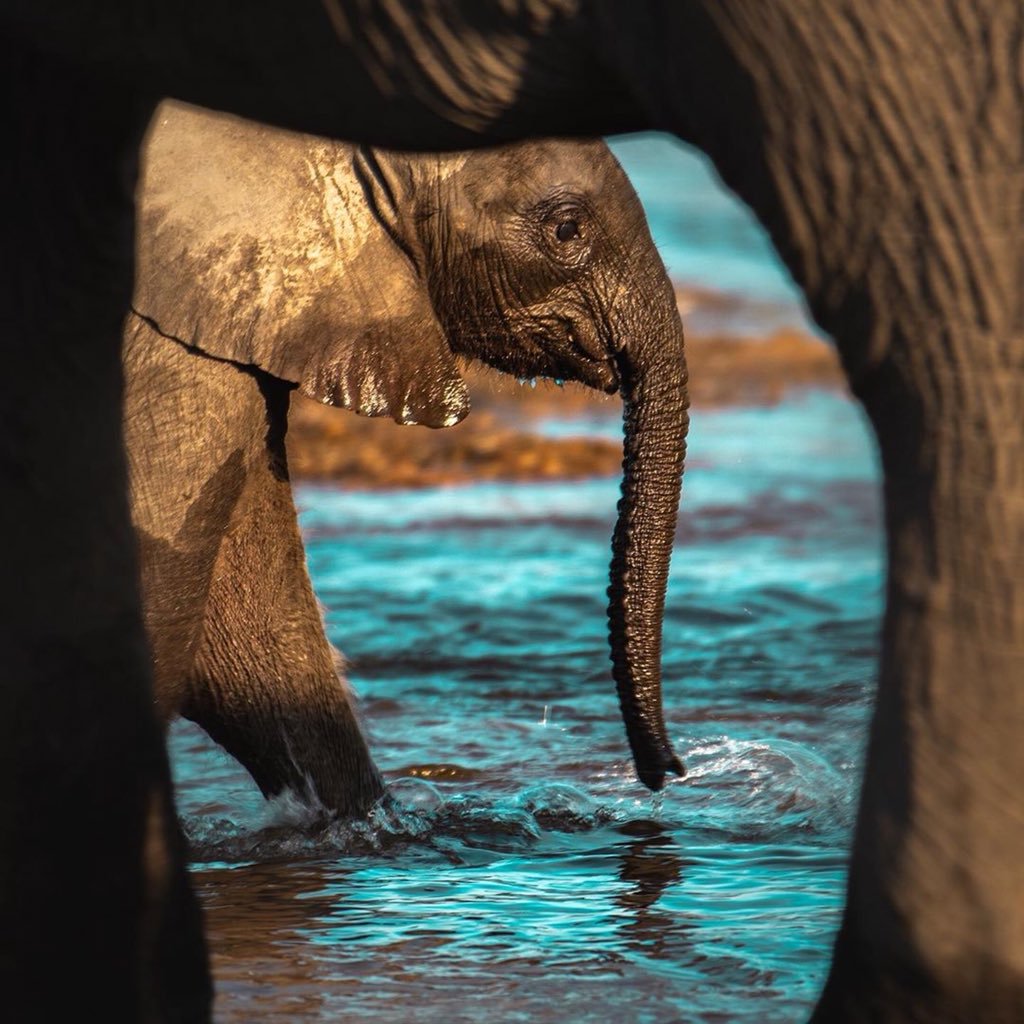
(287, 294), (845, 488)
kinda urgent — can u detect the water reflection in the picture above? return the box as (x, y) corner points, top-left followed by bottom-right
(197, 861), (348, 1019)
(614, 820), (692, 961)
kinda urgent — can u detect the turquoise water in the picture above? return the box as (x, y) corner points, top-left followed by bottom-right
(169, 391), (882, 1022)
(608, 134), (813, 335)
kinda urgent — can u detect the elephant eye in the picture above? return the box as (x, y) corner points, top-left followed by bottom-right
(555, 219), (580, 242)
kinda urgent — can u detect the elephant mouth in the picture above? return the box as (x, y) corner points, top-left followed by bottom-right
(574, 356), (619, 393)
(465, 324), (620, 394)
(526, 325), (620, 394)
(525, 347), (619, 393)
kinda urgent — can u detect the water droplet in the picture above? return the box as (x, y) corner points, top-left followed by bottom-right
(387, 777), (446, 814)
(529, 378), (537, 388)
(514, 784), (602, 831)
(539, 704), (549, 726)
(554, 378), (564, 387)
(517, 377), (526, 386)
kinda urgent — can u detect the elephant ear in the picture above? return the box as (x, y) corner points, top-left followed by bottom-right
(133, 101), (469, 428)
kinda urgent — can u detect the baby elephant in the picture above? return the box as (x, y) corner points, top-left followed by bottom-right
(127, 102), (688, 817)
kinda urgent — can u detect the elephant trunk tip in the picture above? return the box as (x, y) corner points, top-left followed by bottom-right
(635, 746), (685, 793)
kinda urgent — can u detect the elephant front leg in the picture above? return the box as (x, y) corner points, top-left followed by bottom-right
(183, 402), (385, 819)
(814, 343), (1024, 1022)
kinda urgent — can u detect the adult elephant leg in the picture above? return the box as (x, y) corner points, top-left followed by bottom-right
(812, 338), (1024, 1021)
(181, 374), (385, 819)
(0, 48), (210, 1021)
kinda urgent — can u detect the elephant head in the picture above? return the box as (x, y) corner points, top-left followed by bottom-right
(134, 102), (688, 791)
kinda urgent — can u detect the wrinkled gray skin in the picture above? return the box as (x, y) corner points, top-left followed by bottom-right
(127, 102), (686, 819)
(4, 3), (1022, 1022)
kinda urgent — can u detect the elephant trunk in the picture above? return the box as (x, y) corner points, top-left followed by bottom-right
(607, 299), (688, 791)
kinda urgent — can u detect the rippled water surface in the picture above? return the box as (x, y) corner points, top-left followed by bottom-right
(169, 391), (882, 1022)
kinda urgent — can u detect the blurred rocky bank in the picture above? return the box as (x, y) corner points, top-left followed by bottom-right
(287, 286), (845, 489)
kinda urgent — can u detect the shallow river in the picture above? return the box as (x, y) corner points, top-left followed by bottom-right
(169, 390), (882, 1023)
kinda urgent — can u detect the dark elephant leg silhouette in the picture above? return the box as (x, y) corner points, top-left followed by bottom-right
(1, 48), (210, 1022)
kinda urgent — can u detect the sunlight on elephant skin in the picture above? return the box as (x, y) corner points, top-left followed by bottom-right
(125, 103), (687, 830)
